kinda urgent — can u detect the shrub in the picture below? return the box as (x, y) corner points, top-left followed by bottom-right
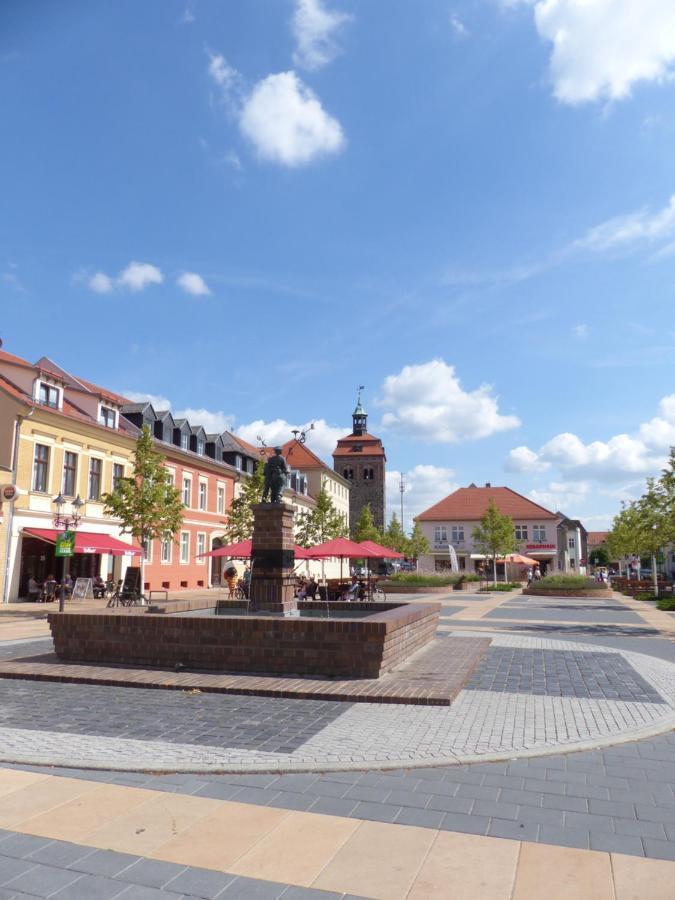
(534, 575), (605, 590)
(383, 573), (460, 587)
(635, 593), (658, 602)
(480, 583), (520, 592)
(657, 597), (675, 611)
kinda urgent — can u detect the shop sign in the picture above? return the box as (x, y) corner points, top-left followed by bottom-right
(0, 484), (17, 502)
(55, 530), (75, 557)
(526, 543), (556, 551)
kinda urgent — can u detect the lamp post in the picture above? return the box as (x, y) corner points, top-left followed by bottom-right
(52, 493), (84, 612)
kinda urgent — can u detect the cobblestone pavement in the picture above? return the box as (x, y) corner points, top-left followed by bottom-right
(0, 829), (362, 898)
(0, 633), (674, 773)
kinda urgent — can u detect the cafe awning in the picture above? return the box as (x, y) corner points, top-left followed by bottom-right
(23, 528), (142, 556)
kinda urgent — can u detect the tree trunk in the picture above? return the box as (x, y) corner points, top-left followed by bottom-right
(492, 554), (497, 586)
(140, 533), (146, 604)
(652, 553), (658, 598)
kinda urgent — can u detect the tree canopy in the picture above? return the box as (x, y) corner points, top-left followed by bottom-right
(472, 500), (516, 584)
(352, 503), (383, 543)
(223, 457), (265, 543)
(296, 481), (348, 547)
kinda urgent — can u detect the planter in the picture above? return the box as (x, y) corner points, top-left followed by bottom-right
(523, 586), (613, 598)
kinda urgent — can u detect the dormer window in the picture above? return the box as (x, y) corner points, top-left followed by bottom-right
(197, 439), (205, 456)
(181, 433), (189, 451)
(99, 405), (117, 428)
(246, 459), (254, 474)
(38, 382), (60, 409)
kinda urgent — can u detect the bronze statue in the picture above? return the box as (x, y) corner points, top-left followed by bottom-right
(262, 447), (289, 503)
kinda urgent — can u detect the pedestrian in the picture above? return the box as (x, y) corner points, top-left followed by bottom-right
(224, 563), (238, 598)
(533, 566), (541, 581)
(526, 567), (533, 586)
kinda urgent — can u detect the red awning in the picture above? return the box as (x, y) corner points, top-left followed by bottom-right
(23, 528), (142, 556)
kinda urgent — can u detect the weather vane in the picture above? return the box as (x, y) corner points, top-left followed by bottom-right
(256, 434), (268, 455)
(290, 422), (315, 446)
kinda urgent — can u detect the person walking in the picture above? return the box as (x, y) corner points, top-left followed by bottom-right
(224, 563), (238, 598)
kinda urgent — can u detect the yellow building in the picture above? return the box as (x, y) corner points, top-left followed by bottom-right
(0, 350), (140, 602)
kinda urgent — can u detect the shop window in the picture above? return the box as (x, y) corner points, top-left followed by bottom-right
(88, 458), (102, 500)
(62, 451), (77, 496)
(33, 444), (50, 492)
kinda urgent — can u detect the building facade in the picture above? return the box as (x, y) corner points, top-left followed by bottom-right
(332, 392), (386, 531)
(416, 484), (561, 574)
(556, 514), (588, 575)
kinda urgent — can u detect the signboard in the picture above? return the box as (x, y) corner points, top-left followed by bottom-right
(526, 543), (556, 551)
(55, 531), (75, 557)
(72, 577), (93, 601)
(0, 484), (18, 502)
(122, 566), (141, 595)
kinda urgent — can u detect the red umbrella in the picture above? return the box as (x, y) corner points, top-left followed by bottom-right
(306, 537), (380, 580)
(358, 540), (404, 559)
(198, 539), (319, 559)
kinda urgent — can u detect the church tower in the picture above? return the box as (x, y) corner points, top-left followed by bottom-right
(333, 388), (386, 532)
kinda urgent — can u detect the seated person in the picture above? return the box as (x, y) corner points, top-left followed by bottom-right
(62, 574), (73, 597)
(92, 575), (106, 598)
(343, 576), (360, 601)
(27, 575), (41, 602)
(43, 574), (58, 602)
(304, 576), (318, 600)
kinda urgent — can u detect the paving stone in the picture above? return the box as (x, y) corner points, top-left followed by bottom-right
(281, 888), (344, 900)
(615, 818), (666, 839)
(456, 783), (499, 802)
(546, 770), (588, 785)
(51, 873), (127, 899)
(439, 813), (490, 836)
(220, 875), (289, 898)
(523, 778), (565, 796)
(118, 859), (188, 889)
(192, 783), (243, 802)
(589, 832), (645, 856)
(537, 825), (590, 850)
(564, 812), (615, 833)
(499, 789), (543, 808)
(3, 862), (82, 897)
(269, 792), (317, 812)
(488, 819), (540, 841)
(0, 835), (52, 859)
(343, 786), (387, 803)
(385, 790), (432, 809)
(29, 840), (94, 869)
(471, 800), (519, 821)
(395, 807), (446, 829)
(164, 867), (234, 898)
(515, 806), (564, 827)
(70, 849), (141, 878)
(588, 799), (636, 818)
(642, 839), (675, 861)
(565, 784), (611, 801)
(426, 795), (473, 815)
(0, 857), (37, 886)
(350, 802), (402, 823)
(115, 886), (182, 900)
(635, 803), (675, 824)
(307, 797), (358, 818)
(305, 782), (349, 799)
(482, 774), (525, 790)
(541, 794), (588, 813)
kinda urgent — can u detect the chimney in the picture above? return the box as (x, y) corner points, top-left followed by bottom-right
(485, 482), (491, 488)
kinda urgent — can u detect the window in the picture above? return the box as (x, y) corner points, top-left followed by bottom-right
(246, 459), (254, 473)
(363, 467), (374, 480)
(88, 458), (102, 500)
(160, 539), (172, 563)
(142, 539), (153, 564)
(182, 476), (191, 506)
(196, 533), (206, 560)
(112, 463), (124, 491)
(197, 439), (205, 456)
(180, 532), (190, 564)
(451, 525), (464, 542)
(434, 526), (448, 543)
(568, 537), (575, 550)
(532, 525), (546, 542)
(217, 485), (225, 514)
(235, 454), (242, 470)
(62, 451), (77, 496)
(180, 433), (189, 450)
(515, 525), (528, 541)
(198, 481), (207, 511)
(570, 559), (576, 568)
(38, 382), (59, 409)
(99, 406), (116, 428)
(166, 470), (175, 487)
(343, 468), (354, 480)
(32, 444), (50, 492)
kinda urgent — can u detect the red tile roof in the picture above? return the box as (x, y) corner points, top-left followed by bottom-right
(0, 348), (32, 369)
(76, 377), (131, 407)
(587, 531), (609, 546)
(417, 486), (558, 522)
(333, 432), (385, 458)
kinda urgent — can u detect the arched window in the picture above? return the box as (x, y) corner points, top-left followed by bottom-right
(363, 467), (374, 481)
(343, 468), (354, 480)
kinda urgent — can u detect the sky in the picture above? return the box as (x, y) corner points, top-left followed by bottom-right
(2, 0), (675, 531)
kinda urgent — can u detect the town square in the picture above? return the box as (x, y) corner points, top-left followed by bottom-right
(2, 2), (675, 898)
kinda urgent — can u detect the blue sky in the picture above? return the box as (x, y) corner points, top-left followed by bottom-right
(2, 0), (675, 529)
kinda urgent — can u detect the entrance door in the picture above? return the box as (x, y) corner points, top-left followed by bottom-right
(210, 538), (223, 586)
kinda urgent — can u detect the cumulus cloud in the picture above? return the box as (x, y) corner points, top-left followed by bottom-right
(236, 417), (344, 462)
(239, 71), (344, 167)
(88, 272), (114, 294)
(174, 407), (234, 433)
(508, 0), (675, 105)
(379, 359), (520, 443)
(177, 272), (211, 296)
(576, 195), (675, 253)
(207, 52), (243, 102)
(122, 391), (173, 410)
(387, 465), (458, 531)
(292, 0), (352, 71)
(118, 261), (164, 292)
(505, 393), (675, 482)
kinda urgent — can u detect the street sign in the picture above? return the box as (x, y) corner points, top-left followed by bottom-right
(55, 530), (75, 557)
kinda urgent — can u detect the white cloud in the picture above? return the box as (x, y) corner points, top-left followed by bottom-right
(207, 52), (242, 99)
(88, 272), (114, 294)
(292, 0), (351, 71)
(505, 393), (675, 483)
(450, 14), (468, 38)
(239, 71), (344, 167)
(573, 323), (589, 340)
(236, 417), (344, 462)
(576, 195), (675, 253)
(379, 359), (520, 443)
(118, 261), (164, 292)
(122, 391), (173, 410)
(174, 407), (235, 433)
(528, 480), (591, 515)
(508, 0), (675, 105)
(177, 272), (211, 296)
(387, 465), (458, 531)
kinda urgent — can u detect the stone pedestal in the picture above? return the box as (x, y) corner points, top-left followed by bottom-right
(249, 503), (297, 616)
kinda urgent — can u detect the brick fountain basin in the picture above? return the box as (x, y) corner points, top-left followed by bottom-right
(48, 601), (441, 679)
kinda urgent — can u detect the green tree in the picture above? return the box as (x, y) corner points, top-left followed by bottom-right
(352, 503), (383, 543)
(406, 521), (430, 568)
(296, 480), (348, 547)
(607, 503), (641, 573)
(588, 546), (610, 568)
(383, 512), (408, 554)
(635, 478), (670, 596)
(102, 425), (184, 597)
(472, 500), (517, 585)
(657, 447), (675, 544)
(223, 457), (265, 543)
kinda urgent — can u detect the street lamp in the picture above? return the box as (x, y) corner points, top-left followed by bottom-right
(52, 493), (84, 612)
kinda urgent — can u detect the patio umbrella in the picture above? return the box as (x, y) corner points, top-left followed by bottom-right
(358, 540), (405, 559)
(306, 537), (380, 580)
(498, 553), (538, 583)
(197, 539), (319, 559)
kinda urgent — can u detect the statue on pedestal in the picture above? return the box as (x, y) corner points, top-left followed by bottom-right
(262, 447), (289, 503)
